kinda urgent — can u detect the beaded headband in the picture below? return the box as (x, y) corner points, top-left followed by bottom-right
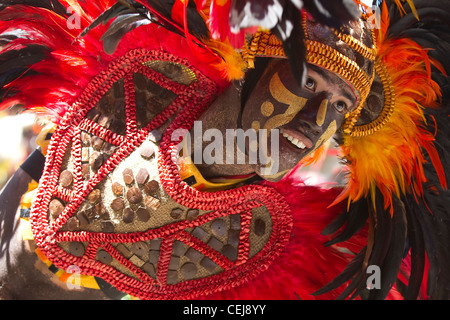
(241, 11), (394, 137)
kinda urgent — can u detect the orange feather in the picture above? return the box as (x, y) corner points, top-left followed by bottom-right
(335, 4), (447, 216)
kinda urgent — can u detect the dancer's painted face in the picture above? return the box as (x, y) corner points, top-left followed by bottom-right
(241, 59), (358, 181)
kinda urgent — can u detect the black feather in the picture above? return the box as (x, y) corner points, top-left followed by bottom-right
(184, 0), (209, 38)
(312, 247), (367, 296)
(303, 0), (361, 29)
(144, 0), (209, 38)
(0, 44), (49, 93)
(366, 200), (393, 274)
(335, 270), (366, 300)
(322, 197), (369, 245)
(383, 0), (450, 299)
(387, 0), (450, 77)
(100, 12), (151, 54)
(368, 196), (407, 299)
(143, 0), (174, 19)
(79, 0), (209, 54)
(320, 208), (348, 236)
(401, 196), (426, 299)
(78, 2), (133, 39)
(388, 8), (450, 38)
(272, 4), (306, 87)
(317, 189), (408, 300)
(316, 0), (450, 300)
(0, 0), (68, 16)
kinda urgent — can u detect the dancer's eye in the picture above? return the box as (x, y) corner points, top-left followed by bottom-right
(304, 77), (317, 92)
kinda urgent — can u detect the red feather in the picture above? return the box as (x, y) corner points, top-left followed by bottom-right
(0, 1), (231, 123)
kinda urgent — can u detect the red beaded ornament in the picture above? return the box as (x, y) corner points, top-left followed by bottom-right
(30, 48), (293, 300)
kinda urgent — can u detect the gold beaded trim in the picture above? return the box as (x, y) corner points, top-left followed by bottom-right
(331, 28), (377, 60)
(305, 40), (371, 94)
(242, 34), (372, 94)
(349, 59), (396, 137)
(241, 32), (281, 68)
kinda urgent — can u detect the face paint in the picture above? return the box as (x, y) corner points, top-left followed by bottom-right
(310, 120), (337, 154)
(316, 99), (328, 126)
(262, 72), (308, 131)
(260, 101), (274, 117)
(239, 60), (357, 182)
(251, 121), (260, 131)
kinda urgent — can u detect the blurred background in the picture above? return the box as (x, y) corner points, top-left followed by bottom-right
(0, 110), (44, 190)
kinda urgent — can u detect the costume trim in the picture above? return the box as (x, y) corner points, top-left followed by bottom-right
(34, 247), (101, 290)
(20, 183), (106, 294)
(178, 141), (256, 192)
(179, 159), (255, 191)
(350, 58), (396, 137)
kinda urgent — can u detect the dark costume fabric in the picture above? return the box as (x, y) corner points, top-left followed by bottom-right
(0, 0), (449, 300)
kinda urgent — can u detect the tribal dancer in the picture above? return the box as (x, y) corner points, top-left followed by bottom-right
(0, 0), (449, 300)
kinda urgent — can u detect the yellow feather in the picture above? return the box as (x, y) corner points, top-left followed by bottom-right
(405, 0), (420, 20)
(393, 0), (419, 20)
(339, 21), (445, 214)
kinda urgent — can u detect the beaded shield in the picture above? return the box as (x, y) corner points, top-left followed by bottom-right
(30, 49), (293, 299)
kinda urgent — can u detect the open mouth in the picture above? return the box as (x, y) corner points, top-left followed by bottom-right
(280, 128), (313, 150)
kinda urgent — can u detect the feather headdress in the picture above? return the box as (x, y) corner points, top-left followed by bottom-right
(318, 1), (450, 299)
(0, 0), (235, 122)
(337, 1), (447, 214)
